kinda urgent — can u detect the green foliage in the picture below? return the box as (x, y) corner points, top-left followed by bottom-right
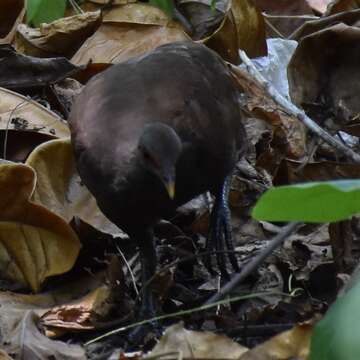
(309, 278), (360, 359)
(252, 179), (360, 223)
(27, 0), (67, 27)
(149, 0), (175, 17)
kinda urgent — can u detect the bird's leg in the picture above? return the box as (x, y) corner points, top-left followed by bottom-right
(137, 229), (157, 319)
(128, 229), (159, 345)
(205, 175), (239, 277)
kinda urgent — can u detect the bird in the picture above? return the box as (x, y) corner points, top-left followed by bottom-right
(69, 41), (247, 323)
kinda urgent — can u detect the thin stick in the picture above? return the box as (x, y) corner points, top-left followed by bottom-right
(204, 222), (300, 305)
(238, 50), (360, 164)
(262, 12), (319, 20)
(264, 18), (285, 38)
(85, 291), (282, 346)
(116, 245), (139, 296)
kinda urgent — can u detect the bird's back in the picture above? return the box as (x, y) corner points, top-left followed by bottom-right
(69, 42), (246, 230)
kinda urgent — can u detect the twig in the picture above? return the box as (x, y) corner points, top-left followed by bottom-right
(204, 222), (300, 305)
(68, 0), (84, 14)
(116, 245), (139, 295)
(262, 12), (319, 20)
(264, 18), (285, 39)
(238, 50), (360, 164)
(85, 291), (282, 346)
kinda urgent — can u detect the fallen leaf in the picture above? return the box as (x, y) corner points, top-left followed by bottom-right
(204, 0), (267, 63)
(5, 311), (85, 360)
(0, 46), (81, 90)
(41, 285), (111, 331)
(0, 162), (80, 292)
(72, 3), (189, 65)
(147, 322), (248, 358)
(326, 0), (360, 15)
(0, 87), (69, 138)
(26, 138), (123, 236)
(15, 11), (101, 58)
(288, 23), (360, 130)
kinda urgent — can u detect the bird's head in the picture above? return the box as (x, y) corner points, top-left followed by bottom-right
(137, 123), (182, 199)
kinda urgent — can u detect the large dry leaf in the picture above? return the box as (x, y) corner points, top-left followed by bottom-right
(290, 8), (360, 40)
(26, 138), (122, 236)
(72, 3), (189, 65)
(288, 23), (360, 129)
(15, 11), (101, 58)
(204, 0), (267, 64)
(0, 162), (80, 292)
(0, 87), (69, 138)
(326, 0), (360, 14)
(0, 273), (105, 336)
(147, 322), (248, 358)
(0, 0), (25, 45)
(5, 311), (85, 360)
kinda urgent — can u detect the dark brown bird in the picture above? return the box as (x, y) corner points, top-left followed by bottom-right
(69, 41), (246, 320)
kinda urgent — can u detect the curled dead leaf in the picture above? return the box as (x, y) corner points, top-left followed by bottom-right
(0, 87), (69, 138)
(0, 162), (80, 292)
(15, 11), (101, 58)
(26, 138), (123, 237)
(204, 0), (267, 64)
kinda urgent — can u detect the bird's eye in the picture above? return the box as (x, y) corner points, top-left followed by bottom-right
(141, 148), (160, 169)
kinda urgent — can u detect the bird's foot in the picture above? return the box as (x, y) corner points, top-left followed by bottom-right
(203, 177), (239, 277)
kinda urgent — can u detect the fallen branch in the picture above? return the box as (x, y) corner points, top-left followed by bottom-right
(238, 50), (360, 164)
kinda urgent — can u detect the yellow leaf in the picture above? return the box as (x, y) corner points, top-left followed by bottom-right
(26, 138), (123, 236)
(0, 162), (80, 292)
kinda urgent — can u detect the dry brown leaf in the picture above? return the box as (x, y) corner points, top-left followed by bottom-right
(147, 322), (248, 358)
(0, 162), (80, 292)
(289, 23), (360, 130)
(230, 65), (306, 158)
(239, 322), (313, 359)
(41, 285), (111, 331)
(15, 11), (101, 58)
(26, 138), (122, 236)
(326, 0), (360, 14)
(72, 3), (189, 65)
(0, 87), (70, 138)
(5, 311), (85, 360)
(0, 0), (25, 45)
(290, 8), (360, 40)
(204, 0), (267, 64)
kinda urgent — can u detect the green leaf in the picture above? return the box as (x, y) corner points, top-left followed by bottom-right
(309, 278), (360, 359)
(27, 0), (67, 26)
(149, 0), (175, 17)
(252, 179), (360, 223)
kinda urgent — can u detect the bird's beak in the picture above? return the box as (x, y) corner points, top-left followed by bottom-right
(165, 181), (175, 199)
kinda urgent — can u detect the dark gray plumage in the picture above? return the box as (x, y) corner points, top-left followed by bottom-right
(69, 41), (247, 320)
